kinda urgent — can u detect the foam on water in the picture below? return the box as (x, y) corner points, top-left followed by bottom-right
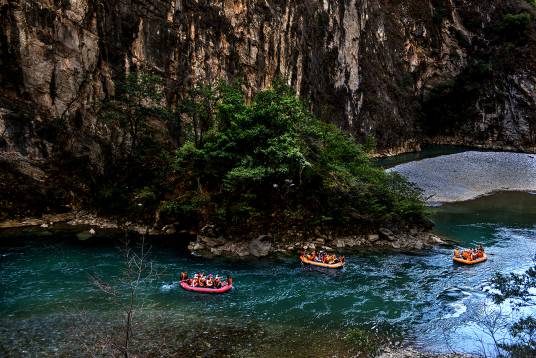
(1, 192), (536, 356)
(443, 302), (468, 319)
(160, 282), (178, 291)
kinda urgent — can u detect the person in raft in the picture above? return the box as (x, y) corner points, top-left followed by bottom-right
(305, 250), (342, 264)
(306, 250), (317, 261)
(180, 272), (231, 288)
(454, 245), (485, 260)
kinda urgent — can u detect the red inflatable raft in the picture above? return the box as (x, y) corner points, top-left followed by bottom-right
(179, 281), (233, 294)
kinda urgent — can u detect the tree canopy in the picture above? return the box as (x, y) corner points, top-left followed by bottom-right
(164, 80), (425, 230)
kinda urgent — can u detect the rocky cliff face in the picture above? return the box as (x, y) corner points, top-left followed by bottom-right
(1, 0), (536, 217)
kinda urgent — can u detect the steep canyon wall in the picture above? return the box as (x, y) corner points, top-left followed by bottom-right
(1, 0), (536, 216)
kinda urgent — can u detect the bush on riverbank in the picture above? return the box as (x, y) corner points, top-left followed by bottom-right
(163, 80), (426, 232)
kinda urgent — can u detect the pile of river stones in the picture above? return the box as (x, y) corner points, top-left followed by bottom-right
(187, 224), (446, 258)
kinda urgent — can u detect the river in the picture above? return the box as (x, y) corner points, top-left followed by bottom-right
(1, 152), (535, 357)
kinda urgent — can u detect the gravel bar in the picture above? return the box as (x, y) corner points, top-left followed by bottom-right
(389, 151), (536, 203)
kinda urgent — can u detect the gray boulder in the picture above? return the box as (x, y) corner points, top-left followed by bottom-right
(249, 235), (273, 257)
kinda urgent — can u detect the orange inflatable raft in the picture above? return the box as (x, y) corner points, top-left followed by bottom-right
(300, 255), (345, 269)
(453, 253), (487, 265)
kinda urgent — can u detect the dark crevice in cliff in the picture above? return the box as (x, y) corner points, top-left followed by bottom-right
(1, 0), (536, 220)
(420, 0), (536, 150)
(0, 1), (24, 96)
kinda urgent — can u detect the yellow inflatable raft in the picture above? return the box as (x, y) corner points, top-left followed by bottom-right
(453, 253), (487, 265)
(300, 255), (345, 269)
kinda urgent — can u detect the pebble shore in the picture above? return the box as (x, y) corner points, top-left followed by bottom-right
(390, 151), (536, 203)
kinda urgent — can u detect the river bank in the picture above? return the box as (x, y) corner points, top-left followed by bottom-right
(2, 191), (535, 356)
(0, 211), (445, 257)
(0, 211), (162, 235)
(187, 224), (445, 258)
(390, 151), (536, 203)
(372, 137), (536, 159)
(3, 149), (534, 258)
(0, 310), (471, 357)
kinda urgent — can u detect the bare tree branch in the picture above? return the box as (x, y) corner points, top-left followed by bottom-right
(85, 234), (156, 357)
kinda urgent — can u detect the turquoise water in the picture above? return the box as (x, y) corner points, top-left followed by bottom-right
(1, 193), (536, 356)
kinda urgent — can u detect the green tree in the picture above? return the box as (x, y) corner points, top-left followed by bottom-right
(94, 72), (170, 217)
(177, 80), (245, 147)
(100, 72), (165, 156)
(496, 12), (533, 44)
(177, 84), (218, 147)
(169, 80), (425, 229)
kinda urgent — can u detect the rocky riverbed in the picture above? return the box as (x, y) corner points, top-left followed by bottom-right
(390, 151), (536, 203)
(0, 211), (160, 235)
(0, 211), (445, 258)
(187, 224), (445, 258)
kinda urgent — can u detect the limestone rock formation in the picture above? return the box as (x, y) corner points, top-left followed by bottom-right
(1, 0), (535, 217)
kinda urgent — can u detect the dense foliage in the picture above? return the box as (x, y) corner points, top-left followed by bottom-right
(99, 72), (166, 156)
(90, 73), (425, 231)
(165, 80), (425, 231)
(94, 73), (172, 217)
(497, 12), (533, 44)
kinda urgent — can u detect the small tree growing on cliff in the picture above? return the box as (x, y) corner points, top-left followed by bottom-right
(100, 72), (165, 157)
